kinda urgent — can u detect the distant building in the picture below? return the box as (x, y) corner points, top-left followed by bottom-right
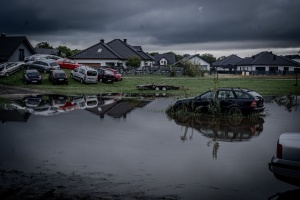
(0, 33), (36, 62)
(70, 39), (154, 69)
(236, 51), (299, 75)
(212, 54), (243, 73)
(173, 54), (210, 71)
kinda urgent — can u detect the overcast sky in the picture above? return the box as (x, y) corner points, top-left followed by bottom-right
(1, 0), (300, 58)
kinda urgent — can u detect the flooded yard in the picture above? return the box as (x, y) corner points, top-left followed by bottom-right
(0, 93), (299, 199)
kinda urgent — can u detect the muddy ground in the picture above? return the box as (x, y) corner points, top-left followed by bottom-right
(0, 169), (178, 200)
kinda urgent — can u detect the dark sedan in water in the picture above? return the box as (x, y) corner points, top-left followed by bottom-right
(172, 88), (265, 115)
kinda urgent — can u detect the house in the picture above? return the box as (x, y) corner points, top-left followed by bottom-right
(173, 54), (210, 71)
(212, 54), (243, 73)
(283, 54), (300, 64)
(69, 39), (154, 69)
(154, 52), (176, 67)
(236, 51), (299, 75)
(0, 33), (36, 63)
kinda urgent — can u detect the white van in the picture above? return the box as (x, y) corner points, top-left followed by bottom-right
(70, 65), (98, 84)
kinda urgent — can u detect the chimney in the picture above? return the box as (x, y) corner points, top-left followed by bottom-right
(124, 39), (127, 43)
(1, 33), (6, 37)
(100, 39), (104, 43)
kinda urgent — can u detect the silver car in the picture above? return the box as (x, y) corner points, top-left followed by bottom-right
(70, 65), (98, 84)
(269, 132), (300, 186)
(26, 59), (60, 73)
(0, 62), (25, 77)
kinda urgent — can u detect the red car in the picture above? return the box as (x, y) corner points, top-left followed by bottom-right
(56, 59), (79, 70)
(106, 68), (122, 81)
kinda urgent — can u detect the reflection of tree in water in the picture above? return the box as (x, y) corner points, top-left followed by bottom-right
(168, 114), (265, 159)
(272, 94), (299, 112)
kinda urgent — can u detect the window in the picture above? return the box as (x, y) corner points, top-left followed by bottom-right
(235, 91), (250, 99)
(19, 49), (25, 61)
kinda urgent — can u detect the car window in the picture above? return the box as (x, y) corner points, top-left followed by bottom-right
(56, 73), (66, 78)
(28, 72), (40, 77)
(87, 71), (97, 76)
(50, 62), (59, 67)
(74, 68), (78, 72)
(235, 91), (250, 99)
(199, 91), (214, 99)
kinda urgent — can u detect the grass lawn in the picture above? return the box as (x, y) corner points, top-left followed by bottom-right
(1, 69), (300, 96)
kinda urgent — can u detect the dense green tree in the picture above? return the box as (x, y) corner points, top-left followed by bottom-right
(200, 53), (217, 64)
(56, 46), (72, 57)
(182, 61), (201, 77)
(35, 42), (53, 49)
(126, 56), (141, 68)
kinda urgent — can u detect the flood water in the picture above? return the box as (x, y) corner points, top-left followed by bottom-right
(0, 93), (299, 199)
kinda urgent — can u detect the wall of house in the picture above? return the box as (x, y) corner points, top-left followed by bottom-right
(159, 58), (168, 65)
(9, 42), (34, 62)
(237, 65), (295, 73)
(188, 57), (211, 71)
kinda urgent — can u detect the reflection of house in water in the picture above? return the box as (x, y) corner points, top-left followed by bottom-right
(87, 99), (151, 119)
(0, 109), (31, 123)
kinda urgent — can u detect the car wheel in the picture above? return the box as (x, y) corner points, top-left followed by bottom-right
(162, 87), (167, 91)
(99, 78), (102, 83)
(24, 80), (27, 85)
(5, 73), (9, 77)
(43, 69), (47, 74)
(228, 106), (242, 116)
(27, 66), (30, 69)
(155, 87), (160, 90)
(80, 78), (83, 84)
(70, 74), (73, 79)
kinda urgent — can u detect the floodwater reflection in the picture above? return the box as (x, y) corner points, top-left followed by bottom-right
(167, 114), (265, 159)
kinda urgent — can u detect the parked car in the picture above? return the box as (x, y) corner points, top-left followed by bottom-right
(269, 132), (300, 187)
(97, 68), (114, 83)
(56, 58), (79, 70)
(25, 59), (60, 73)
(172, 88), (265, 115)
(0, 62), (25, 77)
(24, 54), (62, 62)
(106, 68), (122, 81)
(23, 69), (42, 84)
(70, 65), (98, 84)
(48, 70), (68, 85)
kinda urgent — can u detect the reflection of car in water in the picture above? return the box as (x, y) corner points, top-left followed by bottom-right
(170, 115), (264, 142)
(23, 96), (42, 108)
(269, 132), (300, 187)
(85, 95), (98, 109)
(70, 95), (86, 109)
(49, 95), (68, 108)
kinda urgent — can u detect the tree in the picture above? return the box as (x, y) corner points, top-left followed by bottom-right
(56, 46), (72, 57)
(182, 61), (201, 77)
(217, 56), (226, 61)
(35, 42), (53, 49)
(126, 56), (141, 68)
(200, 53), (216, 64)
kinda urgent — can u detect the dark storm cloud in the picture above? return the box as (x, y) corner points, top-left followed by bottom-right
(1, 0), (299, 55)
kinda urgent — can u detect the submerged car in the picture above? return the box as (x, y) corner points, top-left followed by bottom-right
(23, 69), (42, 84)
(172, 88), (265, 115)
(0, 62), (25, 77)
(269, 132), (300, 187)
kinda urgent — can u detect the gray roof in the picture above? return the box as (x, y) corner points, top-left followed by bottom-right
(212, 54), (243, 67)
(70, 40), (122, 59)
(154, 53), (176, 65)
(0, 35), (36, 61)
(284, 54), (300, 60)
(237, 51), (299, 66)
(70, 39), (153, 61)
